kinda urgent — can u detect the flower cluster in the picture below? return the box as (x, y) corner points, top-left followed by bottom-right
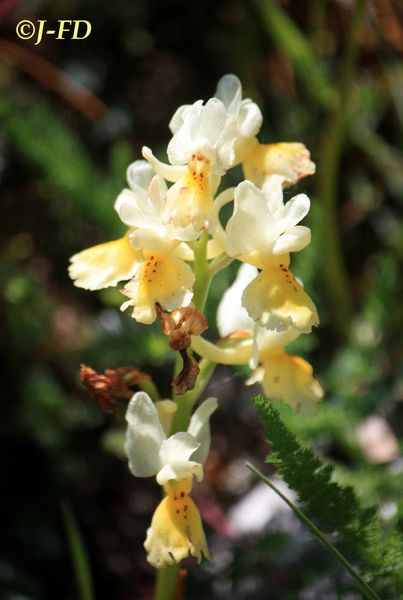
(70, 75), (321, 569)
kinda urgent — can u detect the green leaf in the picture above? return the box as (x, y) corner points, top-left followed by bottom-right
(253, 395), (403, 596)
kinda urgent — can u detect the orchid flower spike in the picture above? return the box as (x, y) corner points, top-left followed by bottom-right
(224, 176), (319, 333)
(125, 391), (218, 568)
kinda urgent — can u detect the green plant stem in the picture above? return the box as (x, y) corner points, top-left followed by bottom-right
(207, 253), (233, 277)
(139, 378), (161, 402)
(60, 500), (94, 600)
(155, 564), (181, 600)
(318, 0), (366, 338)
(171, 359), (216, 433)
(191, 232), (211, 311)
(246, 463), (381, 600)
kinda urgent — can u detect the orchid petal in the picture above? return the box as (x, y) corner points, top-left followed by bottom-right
(215, 74), (242, 115)
(187, 398), (218, 464)
(272, 226), (311, 254)
(125, 392), (165, 478)
(217, 263), (257, 337)
(69, 236), (140, 290)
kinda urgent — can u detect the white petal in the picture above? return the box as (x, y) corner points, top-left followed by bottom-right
(256, 326), (300, 354)
(129, 229), (173, 254)
(115, 176), (165, 231)
(167, 101), (204, 165)
(156, 461), (203, 485)
(262, 175), (286, 218)
(272, 226), (311, 254)
(238, 99), (263, 137)
(217, 263), (257, 337)
(169, 104), (191, 134)
(167, 99), (227, 166)
(216, 116), (239, 168)
(142, 146), (186, 182)
(124, 391), (165, 478)
(126, 160), (154, 194)
(199, 98), (227, 144)
(225, 181), (277, 256)
(159, 432), (200, 466)
(283, 193), (310, 226)
(187, 398), (218, 464)
(215, 74), (242, 115)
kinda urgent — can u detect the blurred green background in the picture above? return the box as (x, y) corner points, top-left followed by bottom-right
(1, 0), (403, 598)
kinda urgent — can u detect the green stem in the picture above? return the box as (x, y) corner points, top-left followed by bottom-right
(171, 359), (217, 432)
(207, 253), (233, 277)
(155, 564), (181, 600)
(318, 0), (366, 338)
(247, 463), (381, 600)
(191, 232), (211, 311)
(139, 378), (161, 402)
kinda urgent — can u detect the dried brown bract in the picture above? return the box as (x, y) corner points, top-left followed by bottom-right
(157, 307), (208, 394)
(80, 364), (150, 413)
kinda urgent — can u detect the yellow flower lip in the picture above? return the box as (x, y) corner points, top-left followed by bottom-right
(68, 235), (140, 291)
(144, 481), (210, 569)
(243, 142), (316, 187)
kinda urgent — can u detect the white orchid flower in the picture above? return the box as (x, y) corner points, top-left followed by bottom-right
(215, 264), (323, 414)
(70, 160), (196, 323)
(224, 176), (319, 333)
(125, 391), (217, 484)
(140, 75), (262, 240)
(112, 162), (195, 323)
(125, 392), (217, 567)
(68, 161), (157, 292)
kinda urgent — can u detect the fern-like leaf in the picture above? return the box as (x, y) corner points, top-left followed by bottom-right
(253, 395), (403, 597)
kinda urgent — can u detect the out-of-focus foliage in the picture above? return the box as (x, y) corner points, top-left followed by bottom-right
(0, 0), (402, 598)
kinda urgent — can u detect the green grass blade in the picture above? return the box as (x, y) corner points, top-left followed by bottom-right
(250, 0), (336, 107)
(60, 500), (95, 600)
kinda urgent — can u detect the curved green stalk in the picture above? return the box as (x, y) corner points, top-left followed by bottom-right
(247, 463), (381, 600)
(318, 0), (366, 338)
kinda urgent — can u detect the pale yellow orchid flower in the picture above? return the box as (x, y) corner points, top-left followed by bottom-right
(125, 392), (217, 568)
